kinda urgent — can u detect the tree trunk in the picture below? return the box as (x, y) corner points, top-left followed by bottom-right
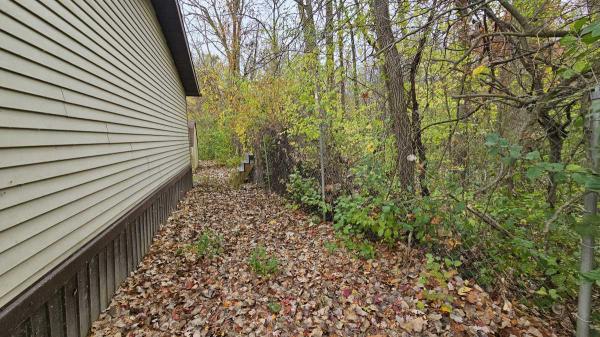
(298, 0), (317, 55)
(409, 1), (436, 196)
(348, 11), (360, 109)
(228, 0), (242, 77)
(370, 0), (414, 188)
(325, 0), (335, 88)
(336, 0), (347, 115)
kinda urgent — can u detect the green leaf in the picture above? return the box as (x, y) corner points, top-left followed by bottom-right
(559, 34), (577, 47)
(581, 32), (600, 44)
(509, 145), (522, 159)
(545, 162), (564, 172)
(592, 100), (600, 113)
(526, 166), (544, 180)
(566, 164), (585, 172)
(573, 172), (588, 185)
(559, 68), (577, 79)
(581, 20), (600, 35)
(472, 64), (490, 76)
(484, 133), (500, 146)
(524, 150), (540, 161)
(573, 215), (600, 236)
(585, 174), (600, 190)
(572, 18), (589, 32)
(573, 60), (589, 73)
(581, 269), (600, 282)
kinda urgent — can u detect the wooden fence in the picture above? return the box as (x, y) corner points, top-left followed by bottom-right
(1, 167), (193, 337)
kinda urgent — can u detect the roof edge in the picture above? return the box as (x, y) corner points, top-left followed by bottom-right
(151, 0), (200, 96)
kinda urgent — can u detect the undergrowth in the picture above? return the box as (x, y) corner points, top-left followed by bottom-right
(191, 230), (224, 259)
(248, 245), (279, 276)
(284, 152), (589, 314)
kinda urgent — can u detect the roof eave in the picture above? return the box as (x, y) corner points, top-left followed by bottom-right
(151, 0), (200, 97)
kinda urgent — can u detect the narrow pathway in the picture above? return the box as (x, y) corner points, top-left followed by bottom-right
(91, 163), (557, 337)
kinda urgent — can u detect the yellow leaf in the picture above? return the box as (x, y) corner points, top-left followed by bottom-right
(472, 64), (489, 76)
(440, 303), (453, 313)
(366, 142), (375, 153)
(458, 286), (472, 296)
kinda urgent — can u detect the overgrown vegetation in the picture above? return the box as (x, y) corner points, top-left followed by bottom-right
(248, 245), (279, 276)
(191, 230), (224, 259)
(185, 0), (600, 330)
(286, 170), (330, 215)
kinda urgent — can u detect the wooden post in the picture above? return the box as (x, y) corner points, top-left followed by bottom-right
(576, 86), (599, 337)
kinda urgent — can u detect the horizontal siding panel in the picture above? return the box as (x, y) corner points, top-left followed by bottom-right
(1, 109), (110, 134)
(0, 140), (188, 169)
(0, 146), (189, 208)
(0, 73), (187, 133)
(0, 108), (186, 137)
(0, 159), (189, 307)
(1, 10), (186, 125)
(0, 6), (181, 117)
(80, 0), (185, 106)
(63, 89), (186, 132)
(52, 0), (186, 110)
(0, 128), (186, 148)
(0, 128), (110, 148)
(0, 155), (189, 277)
(0, 43), (185, 127)
(102, 0), (183, 104)
(0, 0), (192, 310)
(0, 150), (188, 232)
(1, 1), (185, 115)
(0, 143), (186, 188)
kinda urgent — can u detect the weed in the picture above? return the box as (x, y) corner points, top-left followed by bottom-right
(192, 230), (223, 258)
(267, 301), (281, 313)
(324, 241), (338, 254)
(248, 245), (279, 276)
(341, 235), (375, 259)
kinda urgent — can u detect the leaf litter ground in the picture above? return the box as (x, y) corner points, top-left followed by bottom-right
(91, 162), (563, 337)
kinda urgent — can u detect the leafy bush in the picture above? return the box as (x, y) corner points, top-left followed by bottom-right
(286, 170), (330, 215)
(333, 159), (411, 242)
(248, 245), (279, 276)
(192, 230), (223, 259)
(196, 114), (240, 167)
(341, 235), (376, 259)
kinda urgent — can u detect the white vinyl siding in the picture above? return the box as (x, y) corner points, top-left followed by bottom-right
(0, 0), (191, 307)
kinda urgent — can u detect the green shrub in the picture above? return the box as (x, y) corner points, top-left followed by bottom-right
(342, 236), (376, 259)
(248, 245), (279, 276)
(286, 170), (330, 215)
(196, 115), (240, 166)
(333, 160), (411, 242)
(192, 230), (223, 258)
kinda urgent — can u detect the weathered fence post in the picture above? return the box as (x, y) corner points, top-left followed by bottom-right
(576, 86), (599, 337)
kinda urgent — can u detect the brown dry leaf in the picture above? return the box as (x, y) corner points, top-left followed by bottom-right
(87, 163), (563, 337)
(466, 291), (478, 304)
(402, 316), (427, 333)
(430, 216), (443, 225)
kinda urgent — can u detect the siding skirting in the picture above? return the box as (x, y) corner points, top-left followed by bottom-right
(0, 166), (193, 337)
